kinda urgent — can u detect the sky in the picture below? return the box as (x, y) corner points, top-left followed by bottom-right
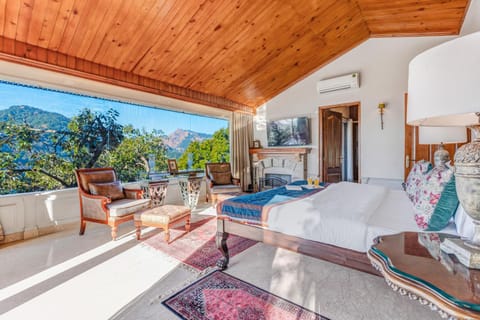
(0, 81), (227, 135)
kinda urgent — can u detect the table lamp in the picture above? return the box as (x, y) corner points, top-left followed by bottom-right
(408, 31), (480, 268)
(418, 126), (467, 168)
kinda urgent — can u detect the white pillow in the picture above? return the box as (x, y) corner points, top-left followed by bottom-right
(454, 204), (474, 240)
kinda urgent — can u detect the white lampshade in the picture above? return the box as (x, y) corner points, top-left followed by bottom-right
(419, 126), (467, 145)
(407, 31), (480, 126)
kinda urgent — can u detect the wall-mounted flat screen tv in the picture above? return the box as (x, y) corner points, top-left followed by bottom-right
(267, 116), (310, 147)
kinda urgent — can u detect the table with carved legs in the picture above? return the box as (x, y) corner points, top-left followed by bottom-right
(368, 232), (480, 320)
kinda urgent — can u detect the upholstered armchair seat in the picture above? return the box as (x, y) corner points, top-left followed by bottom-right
(75, 167), (149, 240)
(205, 163), (242, 204)
(209, 184), (242, 194)
(107, 198), (150, 217)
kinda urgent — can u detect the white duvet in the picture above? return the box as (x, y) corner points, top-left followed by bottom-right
(266, 182), (457, 252)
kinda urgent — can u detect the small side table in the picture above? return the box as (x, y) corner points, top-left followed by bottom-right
(178, 176), (203, 210)
(368, 232), (480, 319)
(141, 180), (169, 207)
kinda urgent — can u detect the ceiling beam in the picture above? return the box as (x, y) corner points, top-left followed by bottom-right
(0, 37), (255, 114)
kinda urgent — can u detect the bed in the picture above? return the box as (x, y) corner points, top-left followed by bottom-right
(216, 181), (458, 275)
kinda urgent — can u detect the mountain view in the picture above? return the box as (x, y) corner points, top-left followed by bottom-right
(0, 105), (70, 131)
(0, 105), (212, 157)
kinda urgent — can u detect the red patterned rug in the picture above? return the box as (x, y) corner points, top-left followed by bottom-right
(163, 270), (329, 320)
(142, 218), (257, 271)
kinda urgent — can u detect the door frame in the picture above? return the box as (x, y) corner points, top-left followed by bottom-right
(318, 101), (361, 182)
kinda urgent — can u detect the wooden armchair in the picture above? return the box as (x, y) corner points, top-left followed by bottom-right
(205, 163), (242, 204)
(75, 167), (151, 240)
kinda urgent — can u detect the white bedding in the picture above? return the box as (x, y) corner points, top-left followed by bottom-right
(266, 182), (457, 253)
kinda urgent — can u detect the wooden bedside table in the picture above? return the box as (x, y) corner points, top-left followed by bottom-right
(368, 232), (480, 320)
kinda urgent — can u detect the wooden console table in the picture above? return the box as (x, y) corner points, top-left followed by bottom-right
(368, 232), (480, 319)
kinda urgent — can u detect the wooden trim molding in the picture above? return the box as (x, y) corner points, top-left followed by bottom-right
(0, 38), (254, 115)
(249, 147), (311, 155)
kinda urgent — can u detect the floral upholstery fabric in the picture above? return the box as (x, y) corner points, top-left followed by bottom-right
(413, 166), (454, 230)
(405, 160), (432, 201)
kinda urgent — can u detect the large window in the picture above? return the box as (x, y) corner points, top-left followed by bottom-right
(0, 81), (229, 195)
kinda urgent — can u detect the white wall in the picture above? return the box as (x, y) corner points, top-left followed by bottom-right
(254, 0), (480, 184)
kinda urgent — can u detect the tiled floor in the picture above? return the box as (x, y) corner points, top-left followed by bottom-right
(0, 203), (439, 320)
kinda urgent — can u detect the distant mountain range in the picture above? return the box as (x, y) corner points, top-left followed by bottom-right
(0, 105), (212, 157)
(0, 105), (70, 131)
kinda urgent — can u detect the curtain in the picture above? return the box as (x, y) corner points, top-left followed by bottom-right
(230, 112), (253, 191)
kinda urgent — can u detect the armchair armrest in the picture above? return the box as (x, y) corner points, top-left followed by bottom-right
(124, 188), (143, 199)
(232, 178), (241, 186)
(79, 193), (111, 221)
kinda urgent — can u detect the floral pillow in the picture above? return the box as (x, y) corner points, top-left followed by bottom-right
(404, 160), (432, 201)
(413, 167), (454, 230)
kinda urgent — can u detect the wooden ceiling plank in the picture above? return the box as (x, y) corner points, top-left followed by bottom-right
(37, 0), (62, 48)
(66, 0), (106, 57)
(82, 0), (130, 61)
(177, 1), (282, 89)
(56, 0), (91, 53)
(47, 0), (76, 51)
(157, 0), (238, 79)
(215, 1), (364, 100)
(0, 0), (8, 37)
(131, 1), (209, 75)
(229, 10), (369, 106)
(115, 0), (177, 72)
(94, 0), (157, 66)
(185, 2), (308, 94)
(13, 0), (33, 43)
(135, 0), (226, 77)
(90, 0), (137, 64)
(108, 0), (170, 70)
(26, 0), (49, 46)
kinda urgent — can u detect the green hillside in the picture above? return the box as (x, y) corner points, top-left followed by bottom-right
(0, 105), (70, 131)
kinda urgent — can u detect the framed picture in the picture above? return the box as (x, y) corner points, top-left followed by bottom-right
(167, 159), (178, 174)
(253, 140), (261, 148)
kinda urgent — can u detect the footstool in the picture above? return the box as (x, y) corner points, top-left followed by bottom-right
(134, 205), (191, 242)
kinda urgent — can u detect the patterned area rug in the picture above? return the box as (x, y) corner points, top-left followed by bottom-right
(142, 218), (257, 271)
(163, 270), (329, 320)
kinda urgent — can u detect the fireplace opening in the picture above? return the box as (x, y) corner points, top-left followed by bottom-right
(259, 173), (291, 191)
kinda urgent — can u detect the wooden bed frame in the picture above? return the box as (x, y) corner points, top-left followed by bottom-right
(216, 218), (381, 276)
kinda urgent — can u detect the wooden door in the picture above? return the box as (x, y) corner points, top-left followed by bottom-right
(323, 110), (343, 182)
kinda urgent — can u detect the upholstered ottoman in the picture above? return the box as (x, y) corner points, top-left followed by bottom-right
(134, 205), (191, 242)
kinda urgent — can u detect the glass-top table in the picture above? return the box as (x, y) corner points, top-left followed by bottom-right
(368, 232), (480, 320)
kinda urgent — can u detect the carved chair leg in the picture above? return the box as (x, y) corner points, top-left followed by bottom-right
(111, 225), (118, 241)
(216, 231), (230, 270)
(135, 224), (141, 240)
(164, 227), (170, 243)
(79, 220), (86, 236)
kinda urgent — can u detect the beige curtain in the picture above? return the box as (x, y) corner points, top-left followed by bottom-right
(230, 112), (253, 191)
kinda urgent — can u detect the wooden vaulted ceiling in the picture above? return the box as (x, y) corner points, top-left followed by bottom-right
(0, 0), (470, 114)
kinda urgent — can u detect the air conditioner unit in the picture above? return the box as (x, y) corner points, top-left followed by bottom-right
(317, 72), (360, 94)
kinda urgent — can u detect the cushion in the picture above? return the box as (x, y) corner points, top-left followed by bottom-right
(426, 175), (459, 231)
(78, 169), (116, 192)
(107, 198), (151, 217)
(455, 204), (475, 240)
(89, 181), (125, 201)
(209, 171), (232, 185)
(210, 184), (243, 194)
(405, 160), (432, 201)
(413, 166), (454, 230)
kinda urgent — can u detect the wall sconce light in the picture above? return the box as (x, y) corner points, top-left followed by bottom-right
(378, 103), (386, 130)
